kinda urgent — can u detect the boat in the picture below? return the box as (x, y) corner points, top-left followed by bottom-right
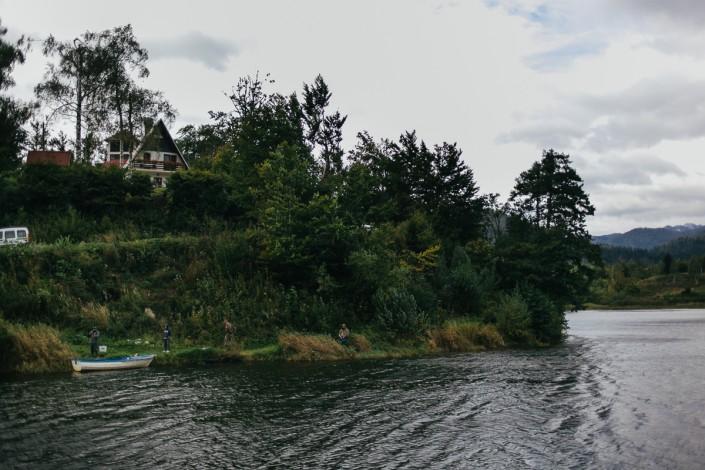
(71, 354), (155, 372)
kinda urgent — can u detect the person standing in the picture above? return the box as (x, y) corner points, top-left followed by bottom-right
(223, 319), (235, 346)
(162, 324), (171, 353)
(88, 327), (100, 356)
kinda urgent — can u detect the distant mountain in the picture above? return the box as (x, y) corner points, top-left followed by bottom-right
(593, 224), (705, 250)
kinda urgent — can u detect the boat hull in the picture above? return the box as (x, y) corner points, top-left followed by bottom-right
(71, 355), (155, 372)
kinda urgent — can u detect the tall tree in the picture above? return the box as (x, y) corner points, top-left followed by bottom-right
(102, 25), (148, 136)
(0, 19), (31, 172)
(35, 24), (174, 161)
(301, 75), (347, 178)
(498, 149), (601, 342)
(35, 29), (107, 160)
(510, 149), (594, 237)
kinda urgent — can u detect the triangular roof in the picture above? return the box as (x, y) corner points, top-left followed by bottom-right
(123, 119), (189, 169)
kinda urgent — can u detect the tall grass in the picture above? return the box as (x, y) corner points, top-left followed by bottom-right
(0, 320), (73, 373)
(278, 332), (352, 361)
(428, 320), (505, 353)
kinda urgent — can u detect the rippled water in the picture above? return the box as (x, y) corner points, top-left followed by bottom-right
(2, 310), (705, 469)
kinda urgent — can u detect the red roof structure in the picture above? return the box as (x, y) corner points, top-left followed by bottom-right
(26, 151), (73, 166)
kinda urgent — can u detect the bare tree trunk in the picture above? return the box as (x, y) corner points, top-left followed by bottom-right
(75, 54), (83, 161)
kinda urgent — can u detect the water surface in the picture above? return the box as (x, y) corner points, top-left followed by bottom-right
(2, 309), (705, 469)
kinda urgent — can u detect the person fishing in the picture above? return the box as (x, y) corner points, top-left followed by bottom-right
(88, 327), (100, 356)
(223, 318), (235, 346)
(338, 323), (350, 346)
(162, 324), (171, 353)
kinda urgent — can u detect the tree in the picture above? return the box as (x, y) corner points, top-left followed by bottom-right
(35, 29), (107, 160)
(35, 24), (174, 161)
(0, 20), (31, 172)
(300, 75), (347, 178)
(176, 123), (225, 166)
(499, 149), (602, 342)
(662, 253), (673, 275)
(510, 149), (594, 237)
(101, 25), (148, 136)
(28, 118), (50, 150)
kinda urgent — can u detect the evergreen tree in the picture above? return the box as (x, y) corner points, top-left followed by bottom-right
(0, 20), (31, 172)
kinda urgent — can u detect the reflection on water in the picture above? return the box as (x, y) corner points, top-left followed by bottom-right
(2, 309), (705, 469)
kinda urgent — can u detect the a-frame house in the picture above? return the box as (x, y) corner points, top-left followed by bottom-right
(109, 119), (189, 187)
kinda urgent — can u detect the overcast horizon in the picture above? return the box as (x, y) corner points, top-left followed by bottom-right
(4, 0), (705, 235)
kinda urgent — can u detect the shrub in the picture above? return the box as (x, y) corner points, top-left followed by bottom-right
(520, 285), (565, 344)
(491, 290), (531, 342)
(373, 287), (428, 338)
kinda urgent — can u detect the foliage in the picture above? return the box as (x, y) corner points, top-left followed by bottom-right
(0, 20), (31, 172)
(373, 287), (428, 338)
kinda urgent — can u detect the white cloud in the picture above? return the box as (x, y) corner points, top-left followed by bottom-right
(5, 0), (705, 234)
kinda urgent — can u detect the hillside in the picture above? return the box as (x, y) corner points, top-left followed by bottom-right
(593, 224), (705, 250)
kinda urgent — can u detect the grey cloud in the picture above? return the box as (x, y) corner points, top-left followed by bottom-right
(596, 184), (705, 220)
(614, 0), (705, 28)
(146, 32), (239, 71)
(497, 119), (585, 149)
(577, 154), (686, 188)
(501, 77), (705, 151)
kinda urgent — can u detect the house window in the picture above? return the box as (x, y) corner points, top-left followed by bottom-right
(110, 154), (120, 161)
(109, 141), (121, 152)
(164, 154), (177, 162)
(144, 152), (151, 161)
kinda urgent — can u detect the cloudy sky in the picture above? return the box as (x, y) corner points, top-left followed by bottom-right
(3, 0), (705, 235)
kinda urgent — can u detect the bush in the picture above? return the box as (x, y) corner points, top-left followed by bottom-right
(491, 290), (531, 342)
(520, 285), (565, 344)
(373, 287), (428, 338)
(428, 320), (504, 352)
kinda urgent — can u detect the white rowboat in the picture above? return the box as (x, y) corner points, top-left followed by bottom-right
(71, 354), (155, 372)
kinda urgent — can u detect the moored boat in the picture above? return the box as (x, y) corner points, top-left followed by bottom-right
(71, 354), (155, 372)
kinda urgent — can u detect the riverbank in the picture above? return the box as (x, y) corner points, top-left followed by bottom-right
(0, 320), (513, 375)
(584, 302), (705, 310)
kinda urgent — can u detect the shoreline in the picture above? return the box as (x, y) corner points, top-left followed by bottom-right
(582, 302), (705, 311)
(1, 323), (511, 376)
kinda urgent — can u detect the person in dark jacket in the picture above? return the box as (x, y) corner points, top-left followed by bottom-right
(162, 324), (171, 352)
(88, 327), (100, 356)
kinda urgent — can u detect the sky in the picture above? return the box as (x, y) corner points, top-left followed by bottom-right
(2, 0), (705, 235)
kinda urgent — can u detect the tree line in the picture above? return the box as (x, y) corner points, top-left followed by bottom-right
(0, 20), (602, 344)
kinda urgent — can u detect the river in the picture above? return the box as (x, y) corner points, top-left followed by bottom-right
(2, 309), (705, 469)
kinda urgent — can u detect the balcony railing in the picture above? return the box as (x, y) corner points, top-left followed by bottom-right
(128, 161), (185, 171)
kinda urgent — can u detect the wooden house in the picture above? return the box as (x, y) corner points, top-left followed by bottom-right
(107, 119), (189, 187)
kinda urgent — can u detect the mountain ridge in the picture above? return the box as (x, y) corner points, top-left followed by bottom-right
(593, 224), (705, 250)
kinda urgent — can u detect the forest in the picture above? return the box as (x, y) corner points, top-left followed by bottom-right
(0, 21), (602, 371)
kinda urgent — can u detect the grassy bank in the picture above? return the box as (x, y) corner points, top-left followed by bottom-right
(590, 272), (705, 309)
(0, 319), (514, 374)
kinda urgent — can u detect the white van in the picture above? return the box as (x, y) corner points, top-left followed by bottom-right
(0, 227), (30, 246)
